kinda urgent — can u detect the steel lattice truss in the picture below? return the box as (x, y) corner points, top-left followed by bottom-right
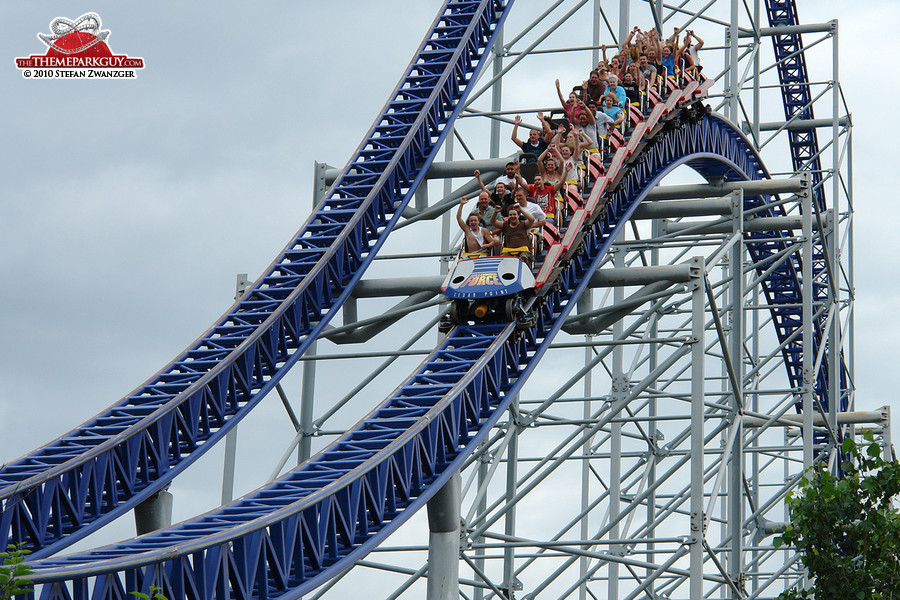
(1, 0), (856, 598)
(0, 0), (512, 559)
(24, 105), (823, 600)
(763, 0), (848, 413)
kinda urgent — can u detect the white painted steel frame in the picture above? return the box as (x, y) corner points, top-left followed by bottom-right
(282, 1), (861, 598)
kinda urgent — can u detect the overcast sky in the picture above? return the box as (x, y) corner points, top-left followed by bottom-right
(1, 0), (898, 582)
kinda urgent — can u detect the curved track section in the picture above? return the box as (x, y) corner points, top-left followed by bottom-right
(3, 2), (843, 599)
(765, 0), (847, 413)
(0, 0), (512, 558)
(23, 96), (829, 599)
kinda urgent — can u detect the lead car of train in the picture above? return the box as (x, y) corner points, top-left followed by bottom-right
(439, 254), (535, 330)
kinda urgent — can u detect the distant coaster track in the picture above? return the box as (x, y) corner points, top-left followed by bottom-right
(0, 0), (839, 598)
(764, 0), (847, 411)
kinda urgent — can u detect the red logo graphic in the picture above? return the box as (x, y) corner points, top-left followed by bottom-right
(15, 13), (144, 79)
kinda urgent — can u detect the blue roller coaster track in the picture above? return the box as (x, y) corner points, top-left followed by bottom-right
(0, 0), (842, 598)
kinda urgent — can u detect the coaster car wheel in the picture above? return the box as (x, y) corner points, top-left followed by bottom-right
(504, 297), (519, 322)
(449, 299), (467, 325)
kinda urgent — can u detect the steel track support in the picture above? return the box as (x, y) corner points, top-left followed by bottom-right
(618, 0), (630, 57)
(427, 473), (462, 600)
(489, 26), (504, 159)
(646, 217), (662, 594)
(133, 487), (173, 536)
(503, 399), (521, 599)
(299, 342), (317, 463)
(472, 444), (490, 600)
(442, 128), (455, 279)
(727, 189), (745, 598)
(299, 163), (331, 465)
(724, 0), (740, 121)
(578, 289), (593, 600)
(690, 264), (706, 599)
(828, 19), (841, 446)
(608, 240), (625, 600)
(801, 174), (814, 470)
(221, 274), (252, 505)
(221, 431), (238, 505)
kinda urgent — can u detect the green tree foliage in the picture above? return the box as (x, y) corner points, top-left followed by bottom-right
(0, 544), (33, 599)
(130, 586), (168, 600)
(775, 432), (900, 600)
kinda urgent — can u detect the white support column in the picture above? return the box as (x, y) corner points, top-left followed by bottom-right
(298, 342), (317, 463)
(473, 447), (488, 600)
(489, 27), (503, 159)
(646, 217), (661, 591)
(221, 431), (238, 505)
(725, 0), (740, 121)
(801, 174), (814, 470)
(828, 19), (841, 444)
(618, 0), (630, 52)
(427, 474), (462, 600)
(608, 242), (625, 600)
(752, 0), (761, 148)
(503, 400), (521, 599)
(690, 259), (706, 599)
(299, 163), (330, 465)
(728, 190), (745, 598)
(442, 130), (454, 278)
(579, 289), (593, 600)
(222, 274), (251, 505)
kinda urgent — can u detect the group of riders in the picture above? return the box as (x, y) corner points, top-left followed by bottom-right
(455, 25), (703, 267)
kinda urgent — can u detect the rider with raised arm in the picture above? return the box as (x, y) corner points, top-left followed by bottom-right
(456, 197), (496, 257)
(511, 115), (550, 162)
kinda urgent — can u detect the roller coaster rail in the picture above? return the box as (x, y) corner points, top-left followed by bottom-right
(1, 0), (862, 599)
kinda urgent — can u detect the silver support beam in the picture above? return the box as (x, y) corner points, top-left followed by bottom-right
(728, 189), (745, 598)
(490, 25), (504, 159)
(633, 197), (733, 219)
(221, 432), (238, 505)
(324, 158), (514, 185)
(427, 474), (462, 600)
(222, 274), (251, 505)
(737, 21), (837, 37)
(134, 489), (173, 536)
(661, 212), (830, 235)
(744, 409), (888, 429)
(591, 264), (695, 286)
(299, 342), (317, 463)
(690, 263), (706, 599)
(645, 177), (805, 201)
(829, 18), (842, 460)
(579, 287), (593, 600)
(801, 174), (815, 469)
(503, 401), (521, 599)
(299, 161), (333, 465)
(608, 240), (625, 600)
(742, 116), (851, 133)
